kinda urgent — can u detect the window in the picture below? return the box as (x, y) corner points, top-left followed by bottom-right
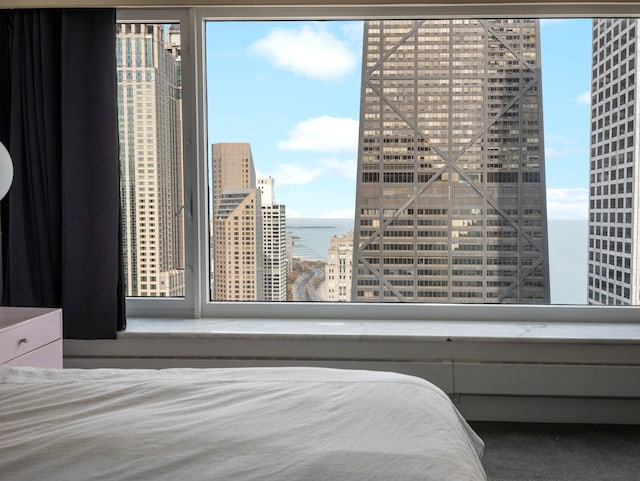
(117, 21), (185, 299)
(119, 6), (640, 320)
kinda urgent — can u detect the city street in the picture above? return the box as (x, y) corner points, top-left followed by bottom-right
(290, 262), (325, 301)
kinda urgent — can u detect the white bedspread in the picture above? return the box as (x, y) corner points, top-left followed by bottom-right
(0, 366), (485, 481)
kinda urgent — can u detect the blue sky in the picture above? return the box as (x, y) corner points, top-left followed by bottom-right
(206, 19), (593, 220)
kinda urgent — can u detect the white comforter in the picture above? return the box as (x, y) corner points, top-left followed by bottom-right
(0, 366), (485, 481)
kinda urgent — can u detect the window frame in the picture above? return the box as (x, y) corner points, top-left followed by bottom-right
(117, 8), (198, 318)
(119, 5), (640, 323)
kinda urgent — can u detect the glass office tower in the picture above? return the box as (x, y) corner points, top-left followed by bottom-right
(352, 19), (550, 303)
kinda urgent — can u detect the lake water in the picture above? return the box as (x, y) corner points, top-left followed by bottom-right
(287, 218), (588, 305)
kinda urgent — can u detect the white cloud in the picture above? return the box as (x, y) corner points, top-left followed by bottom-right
(265, 155), (356, 188)
(251, 24), (356, 81)
(577, 91), (591, 104)
(278, 116), (359, 153)
(545, 135), (588, 158)
(545, 146), (589, 158)
(318, 156), (357, 180)
(270, 163), (326, 186)
(546, 187), (588, 220)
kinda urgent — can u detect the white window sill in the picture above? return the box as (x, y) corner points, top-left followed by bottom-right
(121, 317), (640, 344)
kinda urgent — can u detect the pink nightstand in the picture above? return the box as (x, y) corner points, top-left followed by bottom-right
(0, 307), (63, 368)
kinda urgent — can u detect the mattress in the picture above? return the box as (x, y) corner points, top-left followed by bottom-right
(0, 366), (486, 480)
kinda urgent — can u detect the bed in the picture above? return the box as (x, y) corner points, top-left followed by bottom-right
(0, 365), (486, 480)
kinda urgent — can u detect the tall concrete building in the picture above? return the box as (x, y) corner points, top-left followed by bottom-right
(352, 19), (550, 303)
(211, 143), (264, 301)
(259, 177), (288, 302)
(588, 19), (640, 305)
(325, 230), (354, 302)
(117, 23), (185, 297)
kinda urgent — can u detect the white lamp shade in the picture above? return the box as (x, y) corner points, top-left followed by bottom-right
(0, 142), (13, 201)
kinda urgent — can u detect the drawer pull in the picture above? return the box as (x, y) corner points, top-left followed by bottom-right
(18, 338), (29, 346)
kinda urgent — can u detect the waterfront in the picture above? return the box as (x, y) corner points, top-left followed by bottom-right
(288, 218), (355, 262)
(288, 218), (589, 305)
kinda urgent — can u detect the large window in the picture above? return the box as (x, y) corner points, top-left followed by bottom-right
(118, 6), (640, 320)
(205, 19), (555, 305)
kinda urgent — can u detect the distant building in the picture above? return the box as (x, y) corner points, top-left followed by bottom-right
(117, 23), (185, 297)
(352, 19), (550, 303)
(588, 19), (640, 305)
(259, 177), (288, 302)
(325, 230), (354, 302)
(286, 232), (295, 273)
(211, 143), (264, 301)
(258, 177), (275, 206)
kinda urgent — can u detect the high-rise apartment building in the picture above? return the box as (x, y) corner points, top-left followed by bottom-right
(259, 177), (288, 302)
(588, 19), (640, 305)
(352, 19), (550, 303)
(325, 230), (354, 302)
(117, 23), (185, 297)
(211, 143), (264, 301)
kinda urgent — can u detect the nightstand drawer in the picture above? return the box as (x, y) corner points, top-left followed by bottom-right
(5, 340), (63, 368)
(0, 309), (62, 364)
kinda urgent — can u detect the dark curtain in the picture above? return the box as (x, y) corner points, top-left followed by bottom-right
(0, 9), (125, 339)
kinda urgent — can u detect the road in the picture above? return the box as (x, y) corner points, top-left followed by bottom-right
(291, 264), (325, 301)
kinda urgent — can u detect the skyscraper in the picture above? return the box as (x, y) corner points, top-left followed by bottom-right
(117, 23), (185, 297)
(352, 19), (550, 303)
(325, 230), (354, 302)
(259, 177), (288, 302)
(588, 19), (639, 305)
(211, 142), (264, 301)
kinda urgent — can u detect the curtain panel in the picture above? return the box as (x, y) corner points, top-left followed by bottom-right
(0, 9), (125, 338)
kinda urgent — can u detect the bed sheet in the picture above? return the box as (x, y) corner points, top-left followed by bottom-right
(0, 366), (485, 480)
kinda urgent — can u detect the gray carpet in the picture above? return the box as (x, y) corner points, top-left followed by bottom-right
(470, 422), (640, 481)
